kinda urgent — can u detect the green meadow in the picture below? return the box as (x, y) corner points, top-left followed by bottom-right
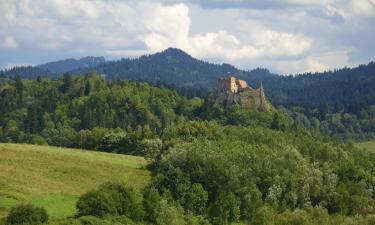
(0, 143), (150, 220)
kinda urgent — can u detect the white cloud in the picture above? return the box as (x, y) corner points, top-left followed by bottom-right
(1, 36), (19, 48)
(306, 58), (328, 72)
(351, 0), (375, 17)
(140, 4), (312, 62)
(273, 51), (350, 74)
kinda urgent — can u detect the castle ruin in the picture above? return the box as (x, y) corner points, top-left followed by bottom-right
(216, 76), (267, 109)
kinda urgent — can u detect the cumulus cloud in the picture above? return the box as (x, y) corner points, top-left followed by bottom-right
(273, 51), (350, 74)
(351, 0), (375, 17)
(1, 36), (19, 48)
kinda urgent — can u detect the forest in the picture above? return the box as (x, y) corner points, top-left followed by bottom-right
(0, 73), (375, 225)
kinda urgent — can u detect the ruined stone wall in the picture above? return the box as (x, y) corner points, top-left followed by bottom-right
(217, 76), (267, 109)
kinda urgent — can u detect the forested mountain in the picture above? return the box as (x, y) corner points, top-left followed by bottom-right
(37, 56), (105, 74)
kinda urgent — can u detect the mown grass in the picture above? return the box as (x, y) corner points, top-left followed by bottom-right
(0, 143), (150, 220)
(355, 140), (375, 152)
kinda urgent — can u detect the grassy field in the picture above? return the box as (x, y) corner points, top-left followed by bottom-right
(0, 143), (150, 220)
(355, 140), (375, 152)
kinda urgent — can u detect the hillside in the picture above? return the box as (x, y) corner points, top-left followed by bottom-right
(0, 143), (149, 220)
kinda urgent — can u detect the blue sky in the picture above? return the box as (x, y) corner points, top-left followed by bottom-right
(0, 0), (374, 74)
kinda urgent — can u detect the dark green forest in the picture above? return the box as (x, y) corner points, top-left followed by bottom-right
(1, 73), (375, 224)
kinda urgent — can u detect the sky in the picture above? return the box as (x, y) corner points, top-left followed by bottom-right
(0, 0), (374, 74)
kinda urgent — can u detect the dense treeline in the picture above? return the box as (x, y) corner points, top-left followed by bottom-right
(0, 73), (201, 153)
(286, 105), (375, 141)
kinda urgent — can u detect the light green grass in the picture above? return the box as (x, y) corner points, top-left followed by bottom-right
(355, 140), (375, 152)
(0, 143), (150, 220)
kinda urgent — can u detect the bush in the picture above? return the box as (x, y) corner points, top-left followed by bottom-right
(76, 182), (144, 221)
(6, 204), (48, 225)
(154, 199), (185, 225)
(142, 186), (161, 223)
(29, 135), (48, 145)
(76, 190), (117, 218)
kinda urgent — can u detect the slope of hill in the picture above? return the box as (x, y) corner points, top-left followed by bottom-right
(0, 143), (149, 219)
(37, 56), (105, 74)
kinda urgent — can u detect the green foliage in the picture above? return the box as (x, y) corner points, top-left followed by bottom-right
(0, 74), (201, 154)
(142, 186), (161, 223)
(209, 192), (240, 225)
(76, 182), (144, 221)
(151, 124), (375, 224)
(185, 183), (208, 215)
(29, 135), (48, 145)
(6, 204), (48, 225)
(154, 199), (185, 225)
(287, 104), (375, 141)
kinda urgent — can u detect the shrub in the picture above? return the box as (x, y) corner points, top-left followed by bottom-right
(154, 199), (185, 225)
(30, 135), (48, 145)
(6, 204), (48, 225)
(76, 190), (117, 218)
(142, 186), (161, 223)
(185, 183), (208, 215)
(76, 182), (144, 221)
(209, 192), (240, 225)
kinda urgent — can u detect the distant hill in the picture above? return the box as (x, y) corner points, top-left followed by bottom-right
(0, 56), (105, 79)
(37, 56), (105, 74)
